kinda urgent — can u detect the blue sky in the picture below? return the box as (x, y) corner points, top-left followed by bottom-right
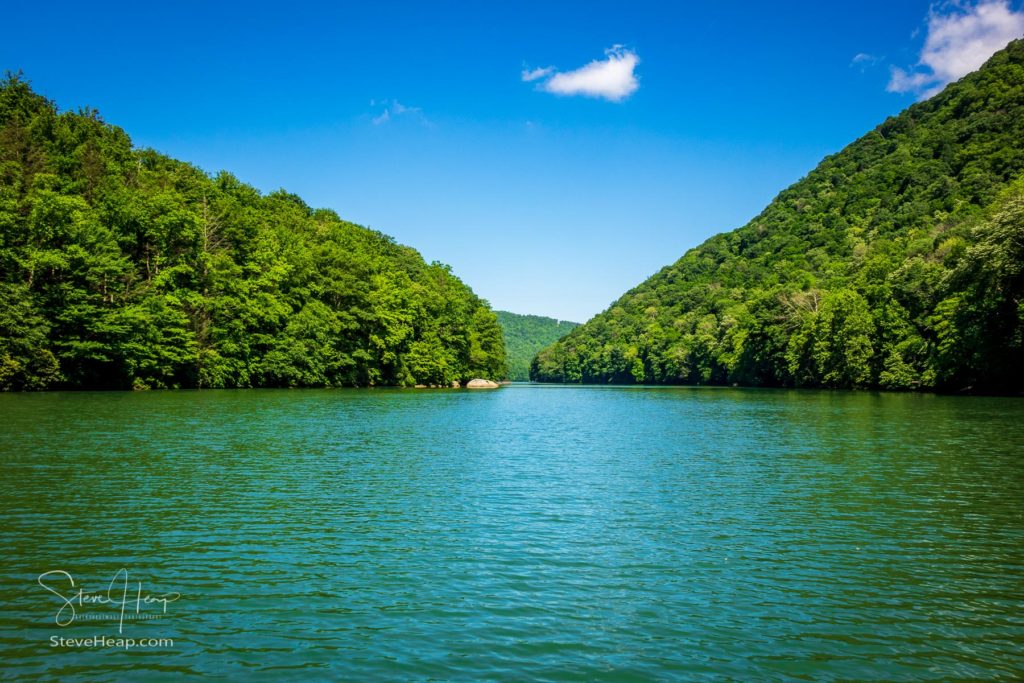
(4, 1), (1023, 322)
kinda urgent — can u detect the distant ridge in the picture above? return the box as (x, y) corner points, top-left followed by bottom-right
(496, 311), (578, 381)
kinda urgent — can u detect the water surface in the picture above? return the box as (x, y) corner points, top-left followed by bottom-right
(1, 386), (1022, 680)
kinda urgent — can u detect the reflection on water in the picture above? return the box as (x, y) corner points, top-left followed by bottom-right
(1, 386), (1022, 680)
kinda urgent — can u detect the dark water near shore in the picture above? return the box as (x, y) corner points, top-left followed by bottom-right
(1, 386), (1022, 681)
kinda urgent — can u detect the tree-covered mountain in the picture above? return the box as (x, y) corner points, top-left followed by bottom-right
(0, 75), (506, 390)
(532, 40), (1024, 393)
(495, 311), (577, 381)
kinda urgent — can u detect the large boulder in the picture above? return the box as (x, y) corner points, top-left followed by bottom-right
(465, 378), (500, 389)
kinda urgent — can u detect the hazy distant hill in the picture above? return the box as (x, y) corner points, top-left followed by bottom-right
(532, 39), (1024, 393)
(496, 312), (578, 381)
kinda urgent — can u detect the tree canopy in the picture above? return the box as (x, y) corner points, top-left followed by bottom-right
(532, 40), (1024, 393)
(0, 74), (506, 390)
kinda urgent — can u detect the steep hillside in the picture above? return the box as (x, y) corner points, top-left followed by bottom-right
(0, 75), (506, 389)
(532, 40), (1024, 393)
(495, 311), (577, 380)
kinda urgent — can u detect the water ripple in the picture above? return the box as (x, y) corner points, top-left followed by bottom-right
(0, 386), (1022, 680)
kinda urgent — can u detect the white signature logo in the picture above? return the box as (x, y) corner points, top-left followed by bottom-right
(37, 569), (180, 633)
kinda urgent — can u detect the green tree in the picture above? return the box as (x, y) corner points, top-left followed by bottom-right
(533, 40), (1024, 394)
(0, 73), (508, 390)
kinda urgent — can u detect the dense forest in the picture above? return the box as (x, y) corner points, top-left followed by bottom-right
(532, 39), (1024, 393)
(0, 74), (506, 390)
(495, 311), (577, 380)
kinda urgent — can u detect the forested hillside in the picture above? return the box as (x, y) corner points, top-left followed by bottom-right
(495, 311), (577, 380)
(0, 75), (506, 390)
(532, 40), (1024, 393)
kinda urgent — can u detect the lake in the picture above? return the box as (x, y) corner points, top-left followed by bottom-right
(1, 385), (1022, 680)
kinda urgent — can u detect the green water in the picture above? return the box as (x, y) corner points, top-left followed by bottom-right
(1, 386), (1022, 681)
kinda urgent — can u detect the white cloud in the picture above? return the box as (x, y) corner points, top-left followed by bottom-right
(851, 52), (881, 65)
(851, 52), (884, 73)
(888, 0), (1024, 98)
(391, 101), (421, 115)
(523, 46), (640, 102)
(521, 66), (554, 82)
(372, 99), (425, 125)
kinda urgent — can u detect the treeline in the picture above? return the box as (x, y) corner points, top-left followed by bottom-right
(0, 74), (506, 390)
(532, 40), (1024, 393)
(495, 311), (577, 381)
